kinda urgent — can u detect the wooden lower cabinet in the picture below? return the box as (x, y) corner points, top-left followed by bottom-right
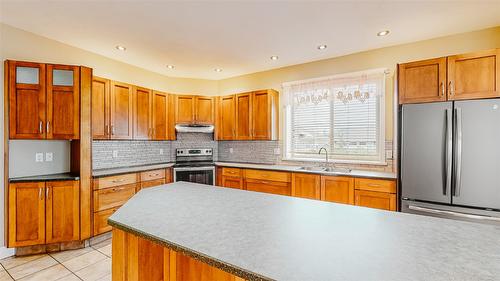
(354, 190), (397, 211)
(93, 184), (136, 212)
(221, 176), (243, 189)
(140, 179), (165, 189)
(292, 173), (320, 200)
(320, 176), (355, 205)
(94, 207), (118, 235)
(112, 228), (243, 281)
(8, 180), (80, 247)
(8, 182), (46, 247)
(46, 181), (80, 243)
(245, 179), (291, 196)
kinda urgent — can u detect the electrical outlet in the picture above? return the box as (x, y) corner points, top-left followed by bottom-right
(113, 150), (119, 158)
(35, 153), (44, 162)
(45, 152), (53, 162)
(159, 148), (164, 155)
(385, 150), (393, 159)
(273, 148), (281, 155)
(229, 148), (234, 154)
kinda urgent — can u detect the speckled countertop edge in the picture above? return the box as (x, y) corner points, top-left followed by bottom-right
(9, 173), (80, 182)
(93, 162), (175, 177)
(215, 162), (397, 180)
(108, 219), (275, 281)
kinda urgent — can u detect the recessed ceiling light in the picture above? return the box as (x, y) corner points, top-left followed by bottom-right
(377, 30), (390, 37)
(270, 56), (279, 60)
(166, 65), (175, 69)
(317, 45), (327, 50)
(115, 45), (126, 51)
(214, 68), (223, 72)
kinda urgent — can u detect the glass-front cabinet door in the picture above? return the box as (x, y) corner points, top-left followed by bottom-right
(47, 64), (80, 139)
(8, 61), (46, 139)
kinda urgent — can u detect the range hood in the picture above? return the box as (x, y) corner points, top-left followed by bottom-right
(175, 124), (214, 133)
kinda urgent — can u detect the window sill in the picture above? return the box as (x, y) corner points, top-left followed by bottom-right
(282, 157), (388, 166)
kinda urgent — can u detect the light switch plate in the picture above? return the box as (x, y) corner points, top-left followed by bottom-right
(45, 152), (53, 162)
(159, 149), (164, 155)
(113, 150), (119, 158)
(35, 153), (44, 162)
(273, 148), (281, 155)
(229, 148), (234, 154)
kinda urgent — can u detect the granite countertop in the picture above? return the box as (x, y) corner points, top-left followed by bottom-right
(215, 161), (396, 180)
(92, 162), (175, 177)
(109, 182), (500, 281)
(9, 172), (80, 182)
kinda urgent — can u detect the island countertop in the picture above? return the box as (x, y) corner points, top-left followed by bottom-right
(109, 182), (500, 281)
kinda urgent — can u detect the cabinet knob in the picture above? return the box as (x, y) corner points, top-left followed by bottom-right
(39, 121), (43, 134)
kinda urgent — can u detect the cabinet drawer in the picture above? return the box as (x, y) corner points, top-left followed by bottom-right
(245, 179), (291, 196)
(221, 176), (243, 189)
(221, 167), (241, 177)
(94, 207), (118, 235)
(244, 169), (291, 183)
(355, 190), (397, 211)
(93, 173), (138, 190)
(93, 184), (136, 212)
(354, 178), (396, 193)
(140, 169), (165, 182)
(140, 179), (165, 189)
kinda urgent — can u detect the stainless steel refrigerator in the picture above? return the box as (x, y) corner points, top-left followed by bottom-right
(400, 98), (500, 225)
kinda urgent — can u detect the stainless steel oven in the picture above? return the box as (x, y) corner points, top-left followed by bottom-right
(173, 148), (215, 185)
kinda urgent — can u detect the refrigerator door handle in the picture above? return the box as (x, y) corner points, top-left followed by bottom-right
(408, 205), (500, 222)
(444, 109), (452, 196)
(453, 107), (463, 197)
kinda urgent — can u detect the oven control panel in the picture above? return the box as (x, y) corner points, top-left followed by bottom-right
(176, 148), (213, 156)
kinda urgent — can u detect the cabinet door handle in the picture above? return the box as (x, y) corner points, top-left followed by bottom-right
(39, 188), (43, 200)
(46, 121), (50, 133)
(112, 179), (125, 183)
(46, 186), (50, 199)
(441, 82), (445, 96)
(39, 121), (43, 134)
(449, 81), (454, 95)
(111, 125), (115, 135)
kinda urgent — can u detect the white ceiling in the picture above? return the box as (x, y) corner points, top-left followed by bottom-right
(1, 1), (499, 80)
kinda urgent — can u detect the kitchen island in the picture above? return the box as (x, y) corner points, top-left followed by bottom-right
(109, 182), (500, 281)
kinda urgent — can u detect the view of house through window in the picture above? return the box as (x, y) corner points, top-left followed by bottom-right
(283, 69), (386, 164)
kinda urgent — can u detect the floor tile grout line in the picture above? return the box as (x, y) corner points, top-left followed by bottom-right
(0, 263), (15, 280)
(58, 261), (84, 281)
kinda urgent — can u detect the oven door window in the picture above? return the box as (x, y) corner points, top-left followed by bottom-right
(175, 169), (214, 185)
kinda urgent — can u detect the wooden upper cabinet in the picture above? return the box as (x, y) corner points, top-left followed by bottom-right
(195, 96), (215, 124)
(133, 86), (152, 140)
(110, 81), (134, 139)
(320, 176), (354, 205)
(252, 90), (279, 140)
(219, 95), (236, 140)
(152, 91), (170, 140)
(398, 57), (447, 104)
(292, 173), (320, 200)
(175, 95), (195, 124)
(8, 182), (46, 247)
(448, 49), (499, 100)
(92, 77), (111, 139)
(235, 93), (252, 140)
(46, 64), (80, 139)
(46, 181), (80, 243)
(8, 61), (46, 139)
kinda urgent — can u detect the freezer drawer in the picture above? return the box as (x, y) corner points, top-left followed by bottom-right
(401, 199), (500, 226)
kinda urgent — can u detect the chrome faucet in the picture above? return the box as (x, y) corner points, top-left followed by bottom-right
(318, 147), (329, 167)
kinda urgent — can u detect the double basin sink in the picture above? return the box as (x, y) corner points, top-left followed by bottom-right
(297, 166), (352, 174)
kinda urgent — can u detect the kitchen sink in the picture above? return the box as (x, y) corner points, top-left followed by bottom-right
(323, 167), (352, 173)
(297, 166), (352, 173)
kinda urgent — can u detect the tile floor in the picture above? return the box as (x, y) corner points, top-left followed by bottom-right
(0, 238), (111, 281)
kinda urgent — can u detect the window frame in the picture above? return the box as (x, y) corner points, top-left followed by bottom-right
(282, 69), (387, 165)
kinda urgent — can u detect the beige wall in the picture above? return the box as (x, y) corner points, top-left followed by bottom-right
(0, 23), (219, 95)
(218, 26), (500, 141)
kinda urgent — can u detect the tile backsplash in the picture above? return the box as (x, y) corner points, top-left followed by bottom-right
(93, 135), (394, 173)
(218, 141), (280, 164)
(92, 140), (170, 170)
